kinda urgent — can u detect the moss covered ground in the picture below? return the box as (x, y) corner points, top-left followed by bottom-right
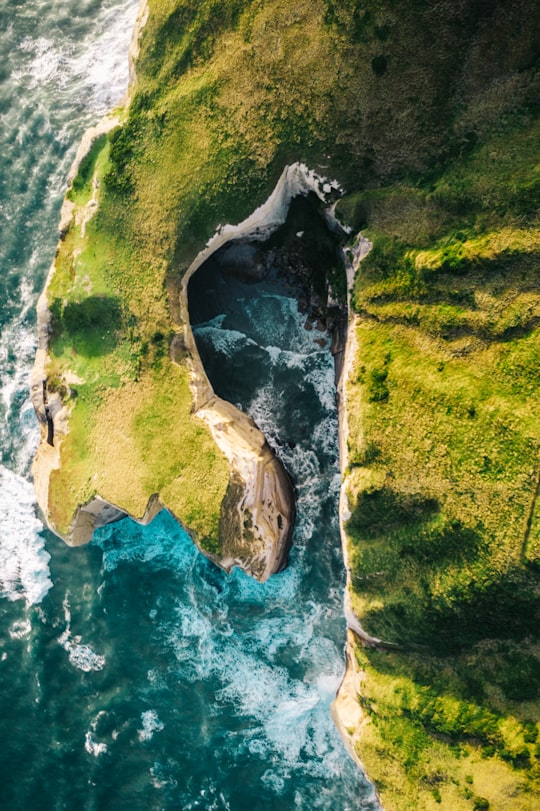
(44, 0), (540, 806)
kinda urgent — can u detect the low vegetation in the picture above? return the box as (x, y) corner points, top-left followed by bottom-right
(340, 111), (540, 808)
(45, 134), (229, 546)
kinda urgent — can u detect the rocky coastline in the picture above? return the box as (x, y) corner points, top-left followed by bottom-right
(330, 235), (386, 801)
(30, 0), (377, 788)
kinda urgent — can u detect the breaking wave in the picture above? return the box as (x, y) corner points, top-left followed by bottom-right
(0, 466), (51, 606)
(58, 594), (106, 671)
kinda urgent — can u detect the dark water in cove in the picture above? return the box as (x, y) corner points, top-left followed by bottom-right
(0, 2), (379, 808)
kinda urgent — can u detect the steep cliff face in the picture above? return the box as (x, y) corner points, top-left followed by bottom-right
(32, 0), (539, 807)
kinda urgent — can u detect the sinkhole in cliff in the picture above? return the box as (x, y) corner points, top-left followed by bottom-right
(188, 192), (347, 476)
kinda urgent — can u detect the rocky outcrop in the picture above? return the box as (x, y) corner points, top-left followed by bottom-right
(30, 151), (296, 580)
(196, 399), (295, 581)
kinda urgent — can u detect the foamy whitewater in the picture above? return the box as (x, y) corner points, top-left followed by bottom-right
(0, 2), (380, 808)
(0, 466), (51, 605)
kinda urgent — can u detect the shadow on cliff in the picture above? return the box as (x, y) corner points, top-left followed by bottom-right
(348, 485), (540, 654)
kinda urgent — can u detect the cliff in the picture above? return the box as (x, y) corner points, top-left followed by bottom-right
(32, 0), (540, 808)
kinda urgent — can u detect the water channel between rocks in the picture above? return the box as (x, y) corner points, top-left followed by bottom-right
(184, 194), (379, 808)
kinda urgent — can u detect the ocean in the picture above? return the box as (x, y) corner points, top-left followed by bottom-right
(0, 2), (380, 808)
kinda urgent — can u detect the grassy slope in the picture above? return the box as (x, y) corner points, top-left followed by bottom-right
(338, 114), (540, 808)
(45, 0), (539, 805)
(46, 125), (230, 544)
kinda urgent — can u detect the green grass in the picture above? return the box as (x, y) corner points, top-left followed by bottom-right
(66, 134), (109, 206)
(49, 357), (229, 548)
(45, 132), (229, 545)
(353, 645), (540, 810)
(343, 111), (540, 807)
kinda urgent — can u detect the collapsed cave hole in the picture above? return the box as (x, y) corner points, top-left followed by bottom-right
(187, 192), (348, 475)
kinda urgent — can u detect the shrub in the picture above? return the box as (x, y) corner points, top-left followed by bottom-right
(371, 55), (388, 76)
(368, 366), (389, 401)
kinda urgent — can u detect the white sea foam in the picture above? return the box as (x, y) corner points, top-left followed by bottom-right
(243, 294), (318, 356)
(85, 731), (108, 757)
(0, 465), (52, 605)
(153, 576), (348, 780)
(138, 709), (164, 742)
(268, 346), (308, 373)
(14, 0), (139, 115)
(167, 603), (219, 682)
(0, 276), (40, 473)
(194, 324), (257, 358)
(245, 384), (280, 442)
(213, 647), (339, 773)
(179, 787), (231, 811)
(9, 618), (32, 640)
(17, 36), (60, 85)
(84, 710), (122, 757)
(316, 671), (342, 698)
(248, 604), (337, 674)
(12, 401), (40, 476)
(67, 643), (106, 672)
(305, 362), (338, 414)
(312, 416), (339, 460)
(58, 594), (106, 672)
(261, 771), (286, 794)
(69, 3), (139, 112)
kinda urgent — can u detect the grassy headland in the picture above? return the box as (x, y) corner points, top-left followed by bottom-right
(337, 113), (540, 807)
(41, 0), (539, 805)
(45, 131), (230, 544)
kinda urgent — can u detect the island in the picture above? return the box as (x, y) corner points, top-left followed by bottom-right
(31, 1), (539, 808)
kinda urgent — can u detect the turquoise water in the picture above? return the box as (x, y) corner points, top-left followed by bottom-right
(0, 3), (380, 808)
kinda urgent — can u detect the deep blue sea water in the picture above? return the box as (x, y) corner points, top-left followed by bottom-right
(0, 3), (380, 808)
